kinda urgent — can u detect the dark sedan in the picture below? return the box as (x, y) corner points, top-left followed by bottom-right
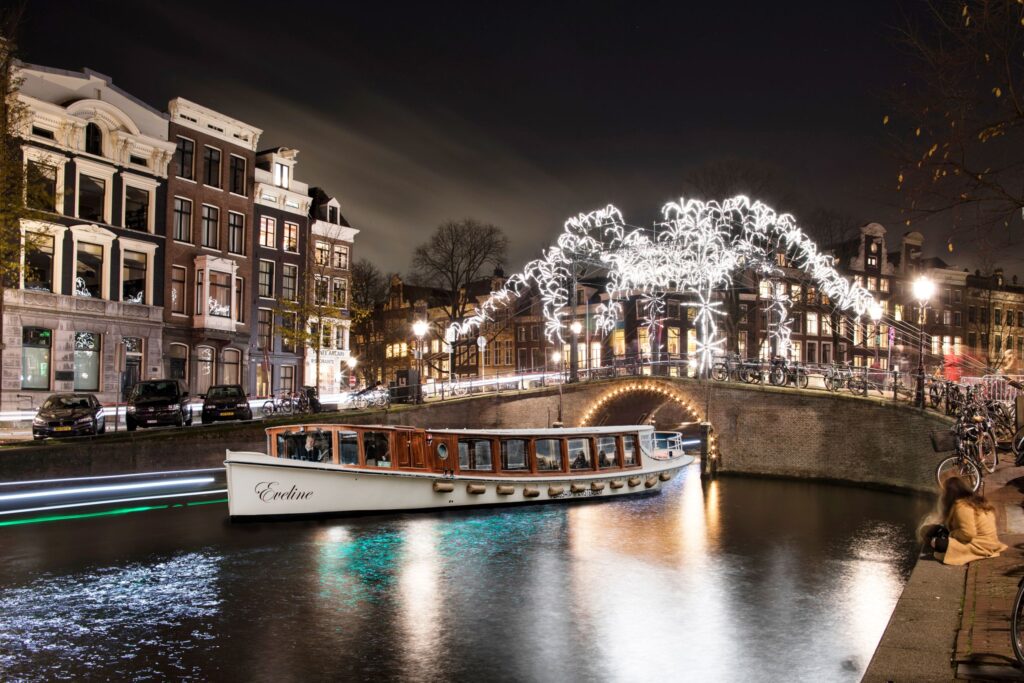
(32, 393), (106, 440)
(201, 385), (252, 423)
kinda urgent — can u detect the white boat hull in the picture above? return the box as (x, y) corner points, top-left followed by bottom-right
(225, 452), (694, 518)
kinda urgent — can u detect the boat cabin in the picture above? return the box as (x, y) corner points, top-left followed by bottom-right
(265, 425), (663, 477)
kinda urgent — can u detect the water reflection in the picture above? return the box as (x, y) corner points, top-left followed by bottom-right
(0, 466), (930, 682)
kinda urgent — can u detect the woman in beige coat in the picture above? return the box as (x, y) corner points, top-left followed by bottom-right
(931, 477), (1007, 566)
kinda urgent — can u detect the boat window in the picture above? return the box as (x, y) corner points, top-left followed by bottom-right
(568, 438), (592, 470)
(277, 430), (331, 463)
(623, 435), (638, 466)
(639, 431), (655, 459)
(339, 430), (359, 465)
(501, 439), (529, 471)
(458, 438), (493, 470)
(535, 439), (562, 471)
(596, 436), (618, 469)
(363, 431), (391, 467)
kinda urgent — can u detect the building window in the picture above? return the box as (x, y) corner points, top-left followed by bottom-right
(954, 311), (962, 327)
(123, 186), (150, 231)
(955, 290), (962, 304)
(171, 266), (186, 314)
(195, 269), (204, 313)
(201, 205), (220, 249)
(175, 137), (194, 180)
(968, 306), (977, 324)
(74, 331), (101, 392)
(173, 197), (192, 242)
(968, 332), (977, 349)
(280, 365), (295, 393)
(282, 264), (297, 301)
(258, 260), (274, 298)
(281, 312), (296, 353)
(229, 155), (246, 195)
(315, 241), (330, 265)
(78, 175), (105, 222)
(257, 309), (273, 350)
(227, 212), (245, 255)
(332, 278), (347, 308)
(222, 348), (241, 385)
(203, 146), (221, 187)
(85, 123), (103, 156)
(75, 242), (103, 298)
(25, 233), (54, 291)
(26, 161), (57, 212)
(21, 327), (51, 390)
(879, 279), (889, 292)
(331, 244), (349, 270)
(315, 276), (328, 305)
(196, 346), (215, 395)
(943, 310), (952, 326)
(805, 312), (819, 336)
(273, 162), (290, 189)
(169, 343), (188, 382)
(282, 222), (298, 253)
(122, 250), (147, 304)
(259, 216), (276, 248)
(209, 271), (231, 317)
(995, 309), (1003, 326)
(234, 277), (244, 323)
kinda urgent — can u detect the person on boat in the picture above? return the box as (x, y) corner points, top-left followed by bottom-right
(929, 477), (1007, 565)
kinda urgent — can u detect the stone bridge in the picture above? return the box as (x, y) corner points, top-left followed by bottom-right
(0, 377), (951, 494)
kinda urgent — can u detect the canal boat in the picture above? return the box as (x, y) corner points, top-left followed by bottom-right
(225, 424), (694, 518)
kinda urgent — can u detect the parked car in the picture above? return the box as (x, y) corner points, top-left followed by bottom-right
(126, 379), (192, 431)
(32, 393), (105, 440)
(201, 385), (252, 423)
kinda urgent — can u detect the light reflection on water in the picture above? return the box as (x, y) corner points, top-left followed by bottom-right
(0, 466), (931, 682)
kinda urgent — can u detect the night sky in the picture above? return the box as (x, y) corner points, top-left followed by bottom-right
(20, 1), (952, 275)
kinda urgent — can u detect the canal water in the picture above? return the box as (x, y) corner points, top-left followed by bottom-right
(0, 465), (931, 682)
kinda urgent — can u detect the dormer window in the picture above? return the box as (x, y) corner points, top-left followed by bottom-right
(273, 162), (290, 189)
(85, 123), (103, 156)
(328, 206), (339, 224)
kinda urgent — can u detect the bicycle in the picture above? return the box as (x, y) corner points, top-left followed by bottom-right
(935, 416), (990, 491)
(711, 354), (742, 382)
(262, 391), (295, 417)
(767, 357), (809, 389)
(738, 357), (765, 384)
(823, 362), (852, 392)
(1012, 577), (1024, 668)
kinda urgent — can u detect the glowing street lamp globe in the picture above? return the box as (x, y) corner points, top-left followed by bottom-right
(551, 351), (562, 363)
(868, 302), (883, 322)
(346, 357), (358, 369)
(569, 321), (582, 335)
(412, 320), (429, 338)
(912, 276), (935, 306)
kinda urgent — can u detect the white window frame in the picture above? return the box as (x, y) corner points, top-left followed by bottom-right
(258, 259), (276, 299)
(121, 173), (158, 233)
(74, 158), (115, 225)
(175, 135), (197, 182)
(259, 215), (277, 250)
(202, 144), (223, 190)
(228, 154), (247, 197)
(20, 219), (67, 294)
(118, 237), (158, 306)
(70, 224), (116, 300)
(23, 145), (67, 215)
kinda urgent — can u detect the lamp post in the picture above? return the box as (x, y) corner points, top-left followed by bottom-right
(477, 335), (487, 388)
(912, 276), (935, 409)
(345, 356), (358, 390)
(413, 320), (428, 404)
(569, 320), (582, 383)
(869, 301), (883, 367)
(551, 350), (564, 426)
(444, 326), (456, 393)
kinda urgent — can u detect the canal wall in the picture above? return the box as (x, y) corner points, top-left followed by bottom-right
(0, 379), (951, 493)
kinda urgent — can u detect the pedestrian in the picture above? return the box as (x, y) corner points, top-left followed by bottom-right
(928, 477), (1007, 566)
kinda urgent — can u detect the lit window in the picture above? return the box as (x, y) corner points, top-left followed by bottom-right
(259, 216), (276, 248)
(122, 250), (147, 304)
(283, 223), (298, 252)
(22, 327), (51, 390)
(258, 260), (275, 298)
(273, 162), (290, 189)
(73, 331), (100, 391)
(124, 186), (150, 231)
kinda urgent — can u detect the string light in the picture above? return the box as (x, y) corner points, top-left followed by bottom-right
(449, 196), (878, 374)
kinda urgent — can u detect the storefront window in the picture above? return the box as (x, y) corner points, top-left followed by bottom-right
(21, 327), (51, 390)
(74, 331), (101, 392)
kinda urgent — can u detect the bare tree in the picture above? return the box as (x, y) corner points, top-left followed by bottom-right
(890, 1), (1024, 245)
(680, 158), (804, 212)
(350, 258), (388, 327)
(411, 219), (508, 323)
(804, 207), (863, 250)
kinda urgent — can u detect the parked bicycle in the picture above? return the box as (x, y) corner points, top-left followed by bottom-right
(711, 354), (743, 382)
(935, 412), (996, 490)
(262, 391), (296, 417)
(768, 357), (809, 389)
(355, 388), (391, 410)
(823, 361), (853, 393)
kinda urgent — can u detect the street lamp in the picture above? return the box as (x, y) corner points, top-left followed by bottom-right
(569, 320), (582, 383)
(869, 301), (883, 367)
(912, 276), (936, 408)
(345, 356), (358, 388)
(413, 320), (428, 403)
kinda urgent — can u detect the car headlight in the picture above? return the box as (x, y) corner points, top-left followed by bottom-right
(76, 416), (93, 425)
(32, 416), (46, 426)
(126, 405), (136, 413)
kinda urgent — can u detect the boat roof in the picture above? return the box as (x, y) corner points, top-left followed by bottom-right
(268, 424), (655, 437)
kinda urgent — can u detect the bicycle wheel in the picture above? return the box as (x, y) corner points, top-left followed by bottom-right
(1012, 579), (1024, 669)
(936, 455), (981, 492)
(768, 367), (785, 386)
(280, 398), (294, 415)
(1013, 425), (1024, 463)
(928, 384), (941, 409)
(795, 370), (809, 389)
(262, 400), (275, 417)
(976, 434), (998, 474)
(848, 377), (866, 395)
(355, 396), (368, 410)
(711, 364), (727, 382)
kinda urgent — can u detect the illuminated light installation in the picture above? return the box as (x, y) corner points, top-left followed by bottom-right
(449, 196), (878, 372)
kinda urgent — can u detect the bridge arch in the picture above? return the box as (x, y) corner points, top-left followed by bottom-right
(576, 379), (718, 460)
